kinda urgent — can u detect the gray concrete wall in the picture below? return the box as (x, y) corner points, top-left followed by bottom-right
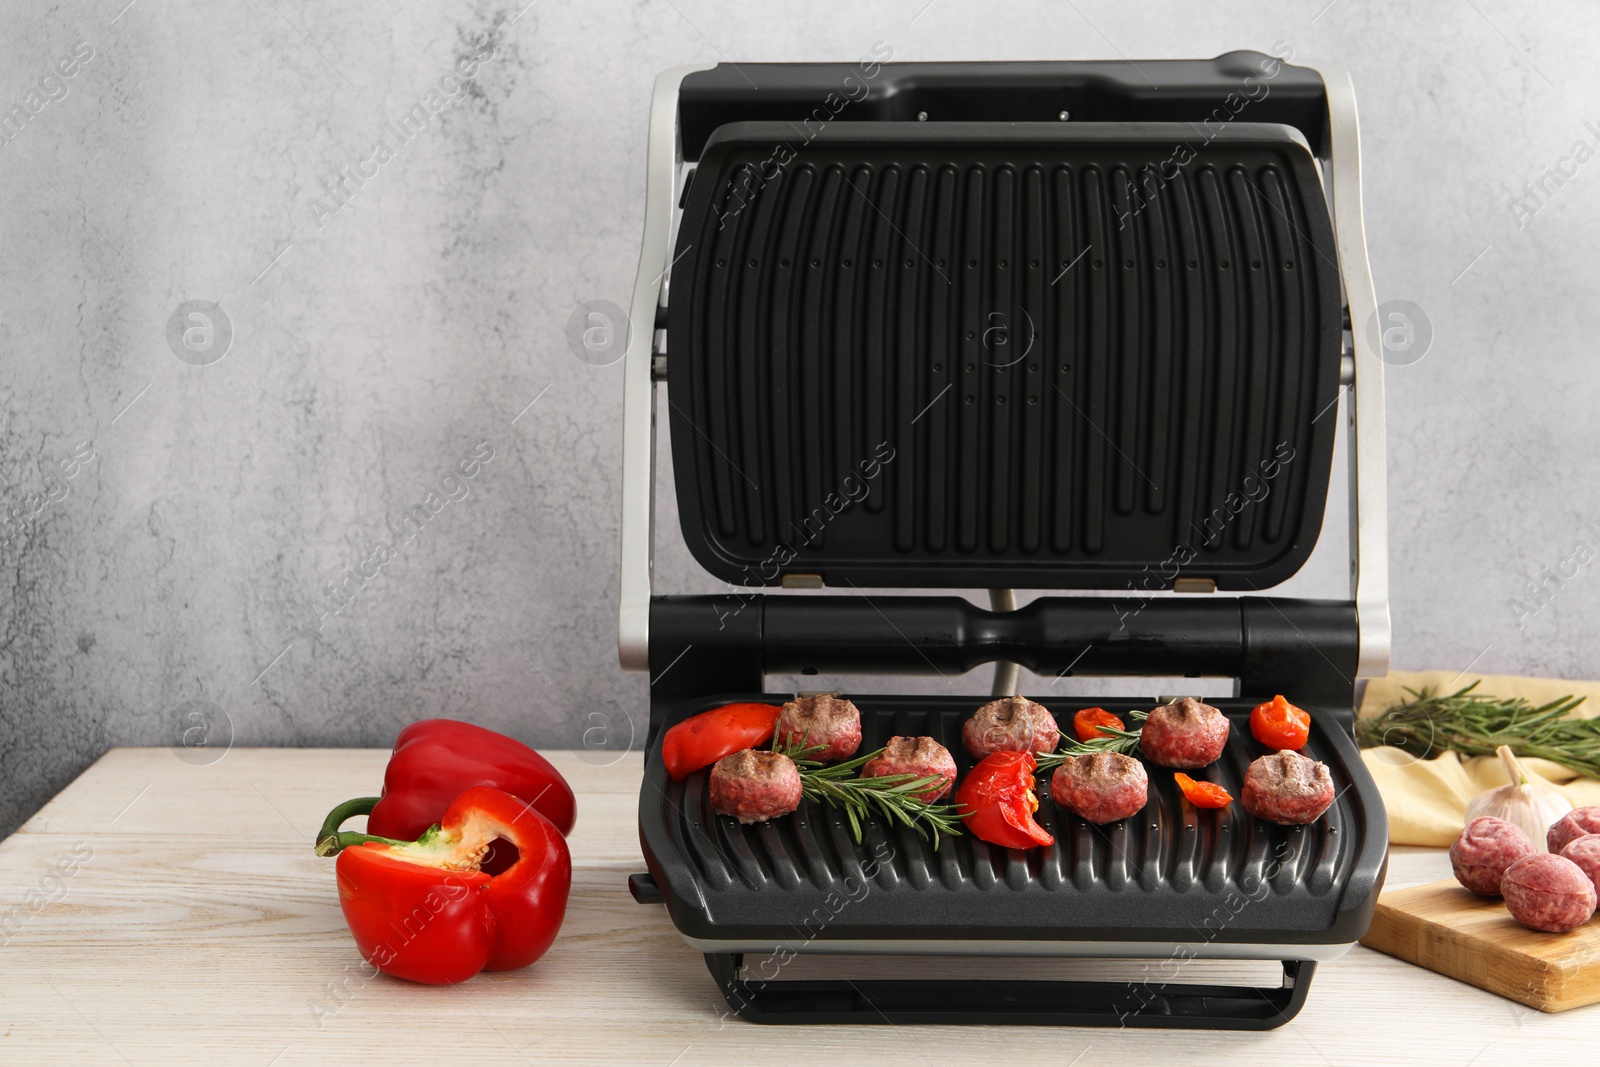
(3, 0), (1597, 836)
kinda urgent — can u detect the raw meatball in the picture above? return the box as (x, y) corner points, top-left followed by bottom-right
(1560, 835), (1600, 895)
(962, 696), (1060, 759)
(1139, 697), (1229, 769)
(860, 736), (957, 802)
(776, 695), (862, 762)
(1241, 749), (1336, 825)
(708, 750), (803, 824)
(1050, 752), (1148, 825)
(1450, 816), (1536, 896)
(1547, 806), (1600, 855)
(1501, 854), (1598, 933)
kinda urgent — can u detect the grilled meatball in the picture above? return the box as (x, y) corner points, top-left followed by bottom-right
(1050, 752), (1148, 825)
(776, 695), (862, 762)
(708, 750), (803, 824)
(1241, 749), (1336, 825)
(1451, 816), (1537, 896)
(1139, 697), (1229, 769)
(962, 696), (1060, 759)
(1560, 834), (1600, 895)
(860, 735), (957, 802)
(1547, 806), (1600, 855)
(1502, 854), (1598, 933)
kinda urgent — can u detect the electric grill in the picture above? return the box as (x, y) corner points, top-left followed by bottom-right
(618, 53), (1391, 1029)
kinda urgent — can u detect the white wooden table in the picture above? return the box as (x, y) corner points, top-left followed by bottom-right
(0, 749), (1593, 1066)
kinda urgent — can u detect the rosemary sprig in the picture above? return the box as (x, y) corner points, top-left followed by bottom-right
(1354, 681), (1600, 780)
(1033, 710), (1148, 772)
(772, 738), (965, 849)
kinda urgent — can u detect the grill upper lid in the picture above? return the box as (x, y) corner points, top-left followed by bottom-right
(666, 121), (1343, 590)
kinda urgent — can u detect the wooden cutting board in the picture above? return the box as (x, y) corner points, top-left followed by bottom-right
(1361, 879), (1600, 1012)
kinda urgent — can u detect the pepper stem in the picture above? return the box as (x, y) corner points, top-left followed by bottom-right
(313, 796), (411, 857)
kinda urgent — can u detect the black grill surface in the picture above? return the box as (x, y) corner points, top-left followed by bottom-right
(667, 122), (1342, 590)
(639, 694), (1387, 950)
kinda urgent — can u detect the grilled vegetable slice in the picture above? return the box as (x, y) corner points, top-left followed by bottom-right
(957, 751), (1054, 849)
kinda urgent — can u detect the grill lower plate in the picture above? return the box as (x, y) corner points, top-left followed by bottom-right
(640, 694), (1386, 952)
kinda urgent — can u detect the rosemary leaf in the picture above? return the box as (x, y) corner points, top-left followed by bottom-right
(1035, 711), (1148, 772)
(777, 739), (965, 848)
(1355, 682), (1599, 780)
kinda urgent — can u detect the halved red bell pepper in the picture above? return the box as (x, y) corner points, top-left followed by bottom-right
(321, 720), (576, 851)
(319, 786), (571, 984)
(956, 751), (1054, 849)
(661, 702), (782, 780)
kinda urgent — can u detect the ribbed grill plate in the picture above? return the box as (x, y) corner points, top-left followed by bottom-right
(639, 695), (1386, 948)
(667, 122), (1342, 589)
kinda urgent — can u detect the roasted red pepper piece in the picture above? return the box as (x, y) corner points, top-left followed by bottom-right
(1174, 772), (1233, 809)
(1249, 695), (1311, 751)
(956, 751), (1054, 849)
(360, 719), (576, 840)
(1072, 707), (1125, 743)
(661, 702), (782, 781)
(322, 786), (571, 984)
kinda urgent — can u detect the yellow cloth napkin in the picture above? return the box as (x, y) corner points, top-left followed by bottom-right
(1358, 670), (1600, 846)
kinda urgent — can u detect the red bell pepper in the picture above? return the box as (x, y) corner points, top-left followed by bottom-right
(318, 786), (571, 984)
(661, 702), (782, 781)
(318, 720), (576, 859)
(956, 751), (1054, 850)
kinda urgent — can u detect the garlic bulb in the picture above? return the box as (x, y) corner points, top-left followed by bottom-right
(1464, 745), (1574, 852)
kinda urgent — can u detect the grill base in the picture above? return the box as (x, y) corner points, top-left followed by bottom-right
(637, 691), (1387, 1029)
